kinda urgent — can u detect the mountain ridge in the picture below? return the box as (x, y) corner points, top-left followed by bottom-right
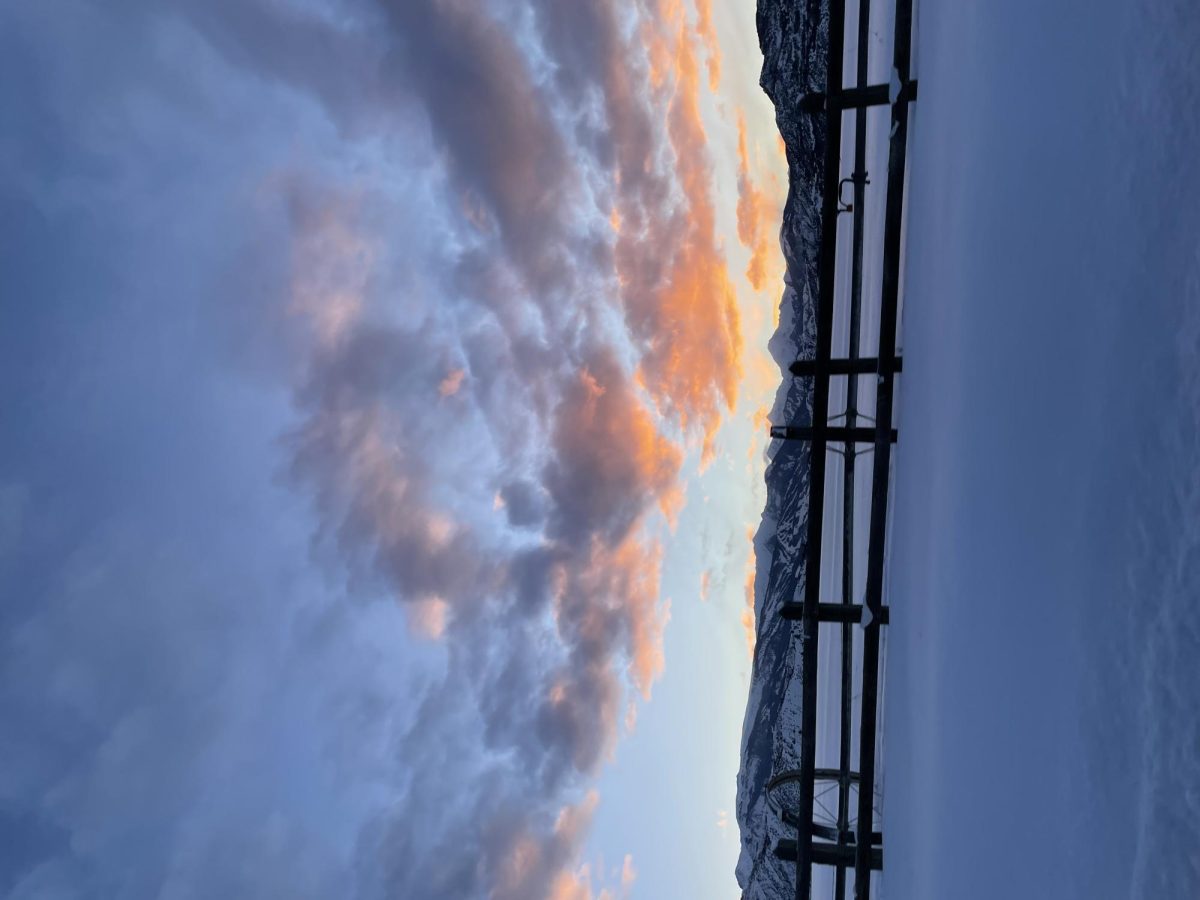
(735, 0), (829, 896)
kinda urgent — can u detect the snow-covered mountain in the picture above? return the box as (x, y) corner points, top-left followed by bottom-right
(735, 1), (828, 896)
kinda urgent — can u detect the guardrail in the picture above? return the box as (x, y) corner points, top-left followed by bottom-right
(765, 0), (917, 896)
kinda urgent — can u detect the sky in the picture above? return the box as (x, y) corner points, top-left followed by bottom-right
(885, 0), (1200, 897)
(0, 1), (791, 898)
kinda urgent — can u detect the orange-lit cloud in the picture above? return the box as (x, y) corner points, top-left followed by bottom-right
(493, 792), (616, 900)
(410, 595), (449, 638)
(273, 1), (747, 896)
(494, 791), (636, 900)
(736, 111), (784, 292)
(749, 403), (772, 460)
(438, 367), (466, 396)
(742, 526), (757, 657)
(550, 533), (669, 711)
(620, 854), (637, 894)
(548, 359), (685, 536)
(694, 0), (722, 91)
(547, 853), (636, 900)
(286, 186), (373, 348)
(614, 4), (743, 464)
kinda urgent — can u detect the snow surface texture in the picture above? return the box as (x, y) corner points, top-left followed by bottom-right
(883, 0), (1200, 897)
(735, 1), (827, 897)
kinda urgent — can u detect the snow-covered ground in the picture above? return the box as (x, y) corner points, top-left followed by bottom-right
(885, 0), (1200, 896)
(739, 0), (1200, 895)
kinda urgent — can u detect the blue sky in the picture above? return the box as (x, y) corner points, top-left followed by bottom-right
(0, 1), (787, 897)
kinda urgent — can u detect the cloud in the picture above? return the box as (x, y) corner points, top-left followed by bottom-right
(620, 853), (637, 894)
(742, 527), (757, 657)
(613, 3), (743, 462)
(410, 596), (450, 638)
(735, 111), (782, 292)
(0, 0), (741, 898)
(544, 845), (636, 900)
(545, 354), (684, 547)
(439, 368), (466, 397)
(694, 0), (723, 91)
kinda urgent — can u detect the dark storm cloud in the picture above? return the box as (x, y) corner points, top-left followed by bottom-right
(377, 0), (578, 297)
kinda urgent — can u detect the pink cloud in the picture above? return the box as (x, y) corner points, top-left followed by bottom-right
(438, 367), (466, 397)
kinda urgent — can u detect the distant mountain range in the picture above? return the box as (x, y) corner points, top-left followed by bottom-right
(735, 1), (827, 896)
